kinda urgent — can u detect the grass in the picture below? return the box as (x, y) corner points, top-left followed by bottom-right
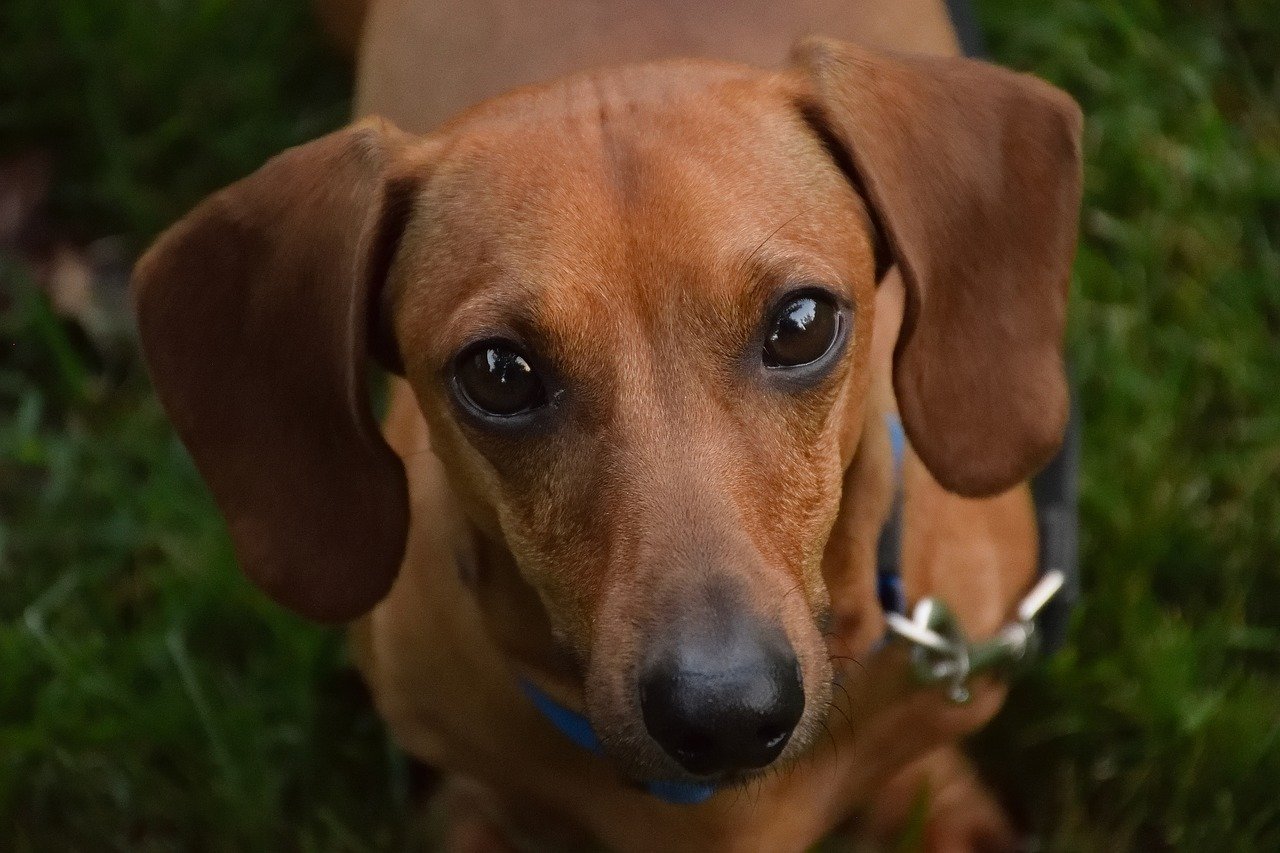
(973, 1), (1280, 848)
(2, 1), (416, 849)
(1, 0), (1277, 848)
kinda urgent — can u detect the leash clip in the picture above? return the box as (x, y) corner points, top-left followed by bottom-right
(884, 570), (1065, 704)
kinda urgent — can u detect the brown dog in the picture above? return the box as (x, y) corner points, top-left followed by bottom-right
(133, 2), (1082, 848)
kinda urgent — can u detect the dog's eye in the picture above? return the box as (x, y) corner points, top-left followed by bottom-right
(455, 341), (547, 417)
(763, 293), (841, 368)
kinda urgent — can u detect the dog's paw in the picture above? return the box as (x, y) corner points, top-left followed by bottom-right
(865, 747), (1016, 853)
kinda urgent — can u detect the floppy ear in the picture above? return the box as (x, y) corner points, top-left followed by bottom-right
(133, 119), (417, 621)
(794, 38), (1083, 497)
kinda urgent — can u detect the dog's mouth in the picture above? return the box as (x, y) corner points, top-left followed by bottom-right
(597, 695), (831, 801)
(628, 762), (772, 792)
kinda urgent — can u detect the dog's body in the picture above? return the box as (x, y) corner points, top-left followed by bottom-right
(351, 0), (964, 132)
(134, 2), (1081, 849)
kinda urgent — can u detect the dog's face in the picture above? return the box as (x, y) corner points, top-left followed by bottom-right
(134, 41), (1081, 785)
(390, 66), (877, 778)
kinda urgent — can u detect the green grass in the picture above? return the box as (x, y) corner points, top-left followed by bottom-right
(972, 2), (1280, 849)
(0, 0), (351, 248)
(2, 0), (1277, 848)
(2, 1), (417, 849)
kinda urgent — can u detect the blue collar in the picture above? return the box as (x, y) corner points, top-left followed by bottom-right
(876, 410), (1081, 651)
(876, 415), (909, 616)
(517, 679), (717, 805)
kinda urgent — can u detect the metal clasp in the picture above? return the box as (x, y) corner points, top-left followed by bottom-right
(884, 570), (1065, 704)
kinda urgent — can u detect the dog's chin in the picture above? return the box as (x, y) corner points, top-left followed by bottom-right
(599, 725), (824, 792)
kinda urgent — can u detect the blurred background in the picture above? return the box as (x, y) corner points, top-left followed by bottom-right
(2, 0), (1277, 848)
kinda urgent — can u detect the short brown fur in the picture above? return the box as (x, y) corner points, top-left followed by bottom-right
(134, 3), (1081, 849)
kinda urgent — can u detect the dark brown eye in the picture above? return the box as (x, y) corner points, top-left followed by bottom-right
(455, 341), (546, 417)
(763, 294), (841, 368)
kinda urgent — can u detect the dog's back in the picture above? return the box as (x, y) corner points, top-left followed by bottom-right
(351, 0), (965, 132)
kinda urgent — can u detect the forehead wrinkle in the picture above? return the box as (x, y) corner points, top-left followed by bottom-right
(414, 122), (636, 351)
(601, 107), (862, 326)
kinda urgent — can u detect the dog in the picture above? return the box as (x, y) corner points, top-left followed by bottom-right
(132, 1), (1082, 848)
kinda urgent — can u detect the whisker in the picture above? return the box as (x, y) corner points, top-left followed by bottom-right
(832, 679), (857, 713)
(782, 755), (798, 788)
(804, 730), (822, 775)
(742, 207), (813, 270)
(826, 696), (855, 734)
(818, 719), (839, 763)
(775, 580), (806, 620)
(779, 580), (804, 603)
(828, 654), (868, 676)
(827, 654), (864, 666)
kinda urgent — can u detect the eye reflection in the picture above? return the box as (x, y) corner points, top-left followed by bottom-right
(455, 341), (546, 417)
(763, 294), (841, 368)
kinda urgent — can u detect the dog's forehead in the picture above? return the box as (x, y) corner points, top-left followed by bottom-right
(426, 61), (850, 227)
(395, 61), (874, 368)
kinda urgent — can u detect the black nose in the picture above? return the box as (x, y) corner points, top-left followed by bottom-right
(639, 625), (804, 776)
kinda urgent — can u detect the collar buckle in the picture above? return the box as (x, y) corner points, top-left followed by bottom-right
(884, 570), (1065, 704)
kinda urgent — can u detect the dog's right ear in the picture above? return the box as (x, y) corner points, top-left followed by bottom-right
(133, 119), (419, 622)
(794, 38), (1082, 498)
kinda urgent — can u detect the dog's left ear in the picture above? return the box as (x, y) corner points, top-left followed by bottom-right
(794, 38), (1083, 497)
(133, 119), (418, 622)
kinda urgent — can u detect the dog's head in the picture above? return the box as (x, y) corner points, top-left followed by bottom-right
(134, 40), (1081, 785)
